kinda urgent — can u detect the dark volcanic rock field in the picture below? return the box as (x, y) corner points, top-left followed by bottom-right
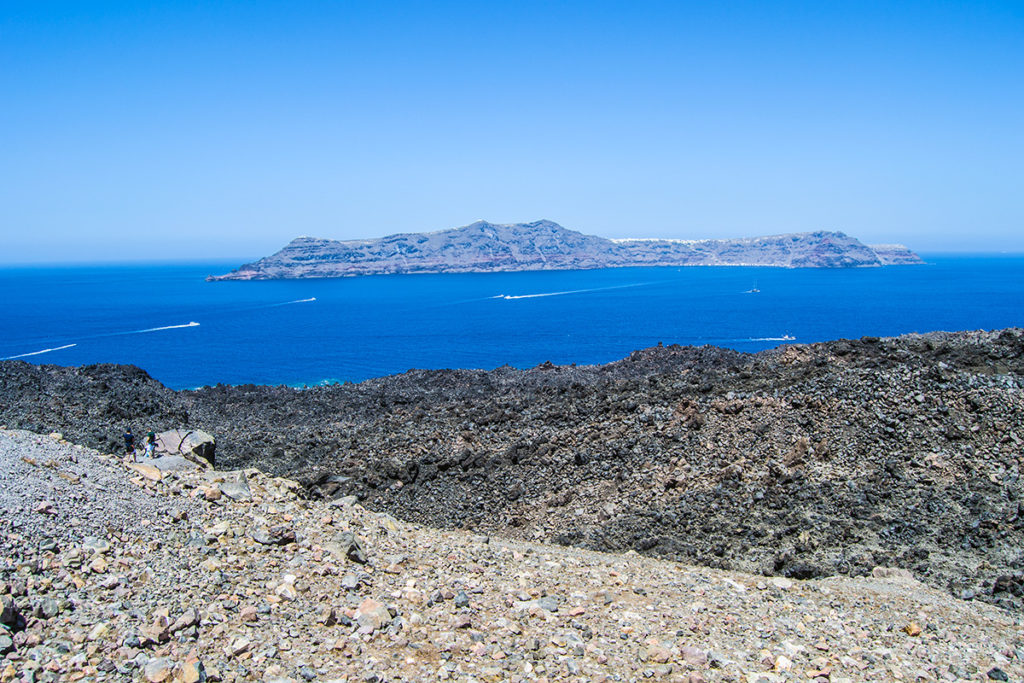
(2, 329), (1023, 611)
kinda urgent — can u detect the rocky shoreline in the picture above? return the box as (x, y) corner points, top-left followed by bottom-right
(1, 329), (1022, 622)
(1, 429), (1021, 682)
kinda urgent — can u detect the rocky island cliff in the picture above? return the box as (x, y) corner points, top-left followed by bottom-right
(208, 220), (923, 280)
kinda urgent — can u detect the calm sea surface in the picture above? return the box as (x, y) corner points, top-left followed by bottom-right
(2, 256), (1022, 389)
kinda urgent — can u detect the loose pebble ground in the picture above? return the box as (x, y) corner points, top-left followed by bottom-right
(1, 428), (1022, 682)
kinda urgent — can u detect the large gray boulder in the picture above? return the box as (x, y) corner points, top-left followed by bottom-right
(154, 429), (215, 468)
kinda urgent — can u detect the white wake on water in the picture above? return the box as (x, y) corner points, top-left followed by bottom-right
(3, 321), (202, 359)
(494, 282), (655, 301)
(132, 322), (201, 334)
(263, 297), (317, 308)
(276, 294), (315, 305)
(496, 290), (579, 300)
(2, 343), (77, 360)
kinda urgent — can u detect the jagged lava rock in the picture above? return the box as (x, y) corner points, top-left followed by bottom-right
(1, 328), (1022, 614)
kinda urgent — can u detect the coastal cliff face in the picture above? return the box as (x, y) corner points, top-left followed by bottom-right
(208, 220), (923, 280)
(2, 328), (1022, 614)
(870, 243), (928, 265)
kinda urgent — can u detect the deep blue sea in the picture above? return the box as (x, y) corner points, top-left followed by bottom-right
(1, 256), (1022, 390)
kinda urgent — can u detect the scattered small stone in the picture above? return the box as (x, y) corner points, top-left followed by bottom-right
(33, 597), (62, 619)
(170, 607), (200, 633)
(537, 596), (559, 612)
(87, 622), (109, 641)
(251, 525), (296, 546)
(227, 636), (251, 657)
(219, 471), (252, 502)
(872, 566), (915, 581)
(329, 531), (367, 564)
(179, 657), (206, 683)
(354, 598), (391, 633)
(681, 645), (708, 666)
(143, 657), (174, 682)
(0, 596), (15, 627)
(275, 582), (298, 601)
(81, 536), (110, 554)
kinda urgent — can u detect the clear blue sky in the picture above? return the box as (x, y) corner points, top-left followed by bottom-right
(2, 1), (1022, 263)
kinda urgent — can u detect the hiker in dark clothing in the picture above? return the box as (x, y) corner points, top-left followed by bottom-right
(123, 427), (136, 461)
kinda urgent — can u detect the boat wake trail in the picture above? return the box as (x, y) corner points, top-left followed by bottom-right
(686, 335), (798, 345)
(2, 343), (77, 360)
(494, 290), (579, 300)
(3, 321), (201, 359)
(130, 322), (201, 334)
(494, 282), (655, 301)
(271, 297), (317, 307)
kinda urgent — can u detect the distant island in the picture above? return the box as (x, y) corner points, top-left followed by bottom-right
(208, 219), (923, 280)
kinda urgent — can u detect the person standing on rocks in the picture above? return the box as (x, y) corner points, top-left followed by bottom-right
(123, 427), (136, 461)
(144, 431), (157, 459)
